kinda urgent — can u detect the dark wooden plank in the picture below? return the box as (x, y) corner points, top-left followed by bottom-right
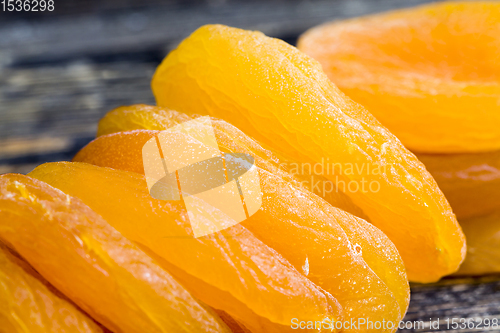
(402, 276), (500, 332)
(0, 61), (156, 139)
(0, 0), (442, 67)
(0, 61), (156, 172)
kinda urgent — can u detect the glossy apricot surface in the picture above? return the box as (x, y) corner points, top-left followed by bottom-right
(151, 25), (466, 282)
(0, 173), (231, 333)
(29, 162), (342, 333)
(0, 242), (102, 333)
(78, 109), (411, 330)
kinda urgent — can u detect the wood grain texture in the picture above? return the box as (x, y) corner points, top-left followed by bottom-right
(0, 0), (499, 331)
(0, 0), (439, 67)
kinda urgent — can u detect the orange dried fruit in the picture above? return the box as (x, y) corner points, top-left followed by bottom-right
(298, 2), (500, 276)
(76, 109), (410, 330)
(417, 151), (500, 221)
(455, 212), (500, 275)
(416, 151), (500, 274)
(95, 104), (368, 220)
(0, 242), (103, 333)
(96, 104), (192, 138)
(298, 1), (500, 154)
(151, 24), (465, 282)
(29, 162), (343, 333)
(0, 173), (232, 333)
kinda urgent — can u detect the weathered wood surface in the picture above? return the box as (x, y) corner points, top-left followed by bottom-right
(1, 0), (499, 332)
(0, 0), (442, 66)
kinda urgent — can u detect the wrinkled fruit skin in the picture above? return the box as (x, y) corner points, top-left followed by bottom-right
(151, 24), (466, 282)
(0, 173), (232, 333)
(77, 105), (411, 331)
(298, 2), (500, 154)
(29, 162), (343, 333)
(299, 2), (500, 276)
(97, 104), (192, 138)
(95, 104), (369, 221)
(0, 242), (102, 333)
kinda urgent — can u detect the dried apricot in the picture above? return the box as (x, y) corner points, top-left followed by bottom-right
(298, 3), (500, 276)
(298, 2), (500, 153)
(76, 114), (410, 330)
(0, 173), (231, 333)
(97, 104), (191, 137)
(455, 212), (500, 276)
(151, 24), (465, 282)
(94, 104), (368, 220)
(416, 151), (500, 274)
(416, 151), (500, 220)
(29, 162), (343, 333)
(0, 242), (102, 333)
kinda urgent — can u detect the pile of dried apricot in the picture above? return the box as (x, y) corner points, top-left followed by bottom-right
(299, 1), (500, 276)
(3, 3), (495, 330)
(151, 24), (465, 284)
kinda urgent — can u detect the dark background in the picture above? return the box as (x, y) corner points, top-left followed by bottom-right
(1, 1), (499, 331)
